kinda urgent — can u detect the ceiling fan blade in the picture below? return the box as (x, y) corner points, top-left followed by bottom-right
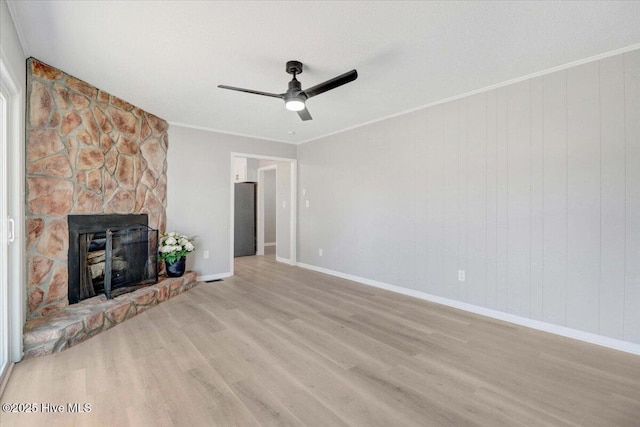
(217, 85), (283, 99)
(297, 108), (312, 121)
(303, 69), (358, 99)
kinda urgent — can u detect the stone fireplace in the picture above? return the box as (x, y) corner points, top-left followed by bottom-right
(23, 59), (201, 359)
(26, 58), (169, 319)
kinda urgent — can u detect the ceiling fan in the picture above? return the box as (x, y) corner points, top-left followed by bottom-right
(218, 60), (358, 121)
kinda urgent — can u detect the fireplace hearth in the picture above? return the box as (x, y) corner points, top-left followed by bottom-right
(68, 214), (158, 304)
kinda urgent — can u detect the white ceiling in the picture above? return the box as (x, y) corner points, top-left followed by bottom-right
(8, 1), (640, 144)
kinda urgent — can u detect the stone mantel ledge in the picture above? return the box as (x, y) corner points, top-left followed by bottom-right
(23, 272), (198, 359)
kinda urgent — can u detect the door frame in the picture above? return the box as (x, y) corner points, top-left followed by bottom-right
(0, 72), (9, 387)
(0, 54), (25, 388)
(230, 153), (296, 275)
(256, 164), (277, 256)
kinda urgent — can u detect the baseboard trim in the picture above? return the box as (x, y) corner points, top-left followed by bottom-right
(276, 256), (295, 266)
(264, 242), (276, 247)
(296, 262), (640, 356)
(197, 272), (232, 282)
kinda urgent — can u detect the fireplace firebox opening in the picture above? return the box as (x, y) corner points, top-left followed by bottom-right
(68, 214), (159, 304)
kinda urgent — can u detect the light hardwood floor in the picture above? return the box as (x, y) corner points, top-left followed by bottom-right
(2, 253), (640, 426)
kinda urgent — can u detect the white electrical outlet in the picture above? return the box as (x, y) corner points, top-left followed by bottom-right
(305, 200), (310, 208)
(282, 200), (286, 208)
(203, 250), (209, 259)
(458, 270), (466, 282)
(319, 248), (323, 257)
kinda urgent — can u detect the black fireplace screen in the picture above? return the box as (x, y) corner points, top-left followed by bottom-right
(68, 215), (158, 303)
(79, 225), (158, 300)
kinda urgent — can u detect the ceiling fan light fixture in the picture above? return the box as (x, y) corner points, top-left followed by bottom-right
(218, 60), (357, 121)
(285, 97), (306, 111)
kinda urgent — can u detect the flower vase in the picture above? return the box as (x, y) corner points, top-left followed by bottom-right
(166, 256), (186, 278)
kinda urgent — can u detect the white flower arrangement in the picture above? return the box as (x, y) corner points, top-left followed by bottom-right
(158, 231), (196, 263)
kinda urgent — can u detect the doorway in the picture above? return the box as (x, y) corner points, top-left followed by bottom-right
(230, 153), (296, 274)
(257, 164), (277, 256)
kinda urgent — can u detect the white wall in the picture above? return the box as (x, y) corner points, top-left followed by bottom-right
(298, 48), (640, 344)
(1, 0), (26, 361)
(246, 158), (258, 182)
(264, 169), (276, 243)
(258, 159), (276, 168)
(166, 125), (296, 278)
(1, 3), (24, 82)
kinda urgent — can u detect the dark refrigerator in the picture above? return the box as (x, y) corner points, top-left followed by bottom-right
(234, 182), (257, 257)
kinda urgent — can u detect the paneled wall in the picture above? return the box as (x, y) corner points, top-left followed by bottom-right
(298, 48), (640, 343)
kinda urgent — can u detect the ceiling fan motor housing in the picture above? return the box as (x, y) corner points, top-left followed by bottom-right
(284, 78), (307, 111)
(287, 79), (305, 98)
(286, 60), (303, 75)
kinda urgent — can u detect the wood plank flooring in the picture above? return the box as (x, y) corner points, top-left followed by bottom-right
(2, 253), (640, 426)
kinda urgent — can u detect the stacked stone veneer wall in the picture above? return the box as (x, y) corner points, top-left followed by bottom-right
(26, 58), (169, 319)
